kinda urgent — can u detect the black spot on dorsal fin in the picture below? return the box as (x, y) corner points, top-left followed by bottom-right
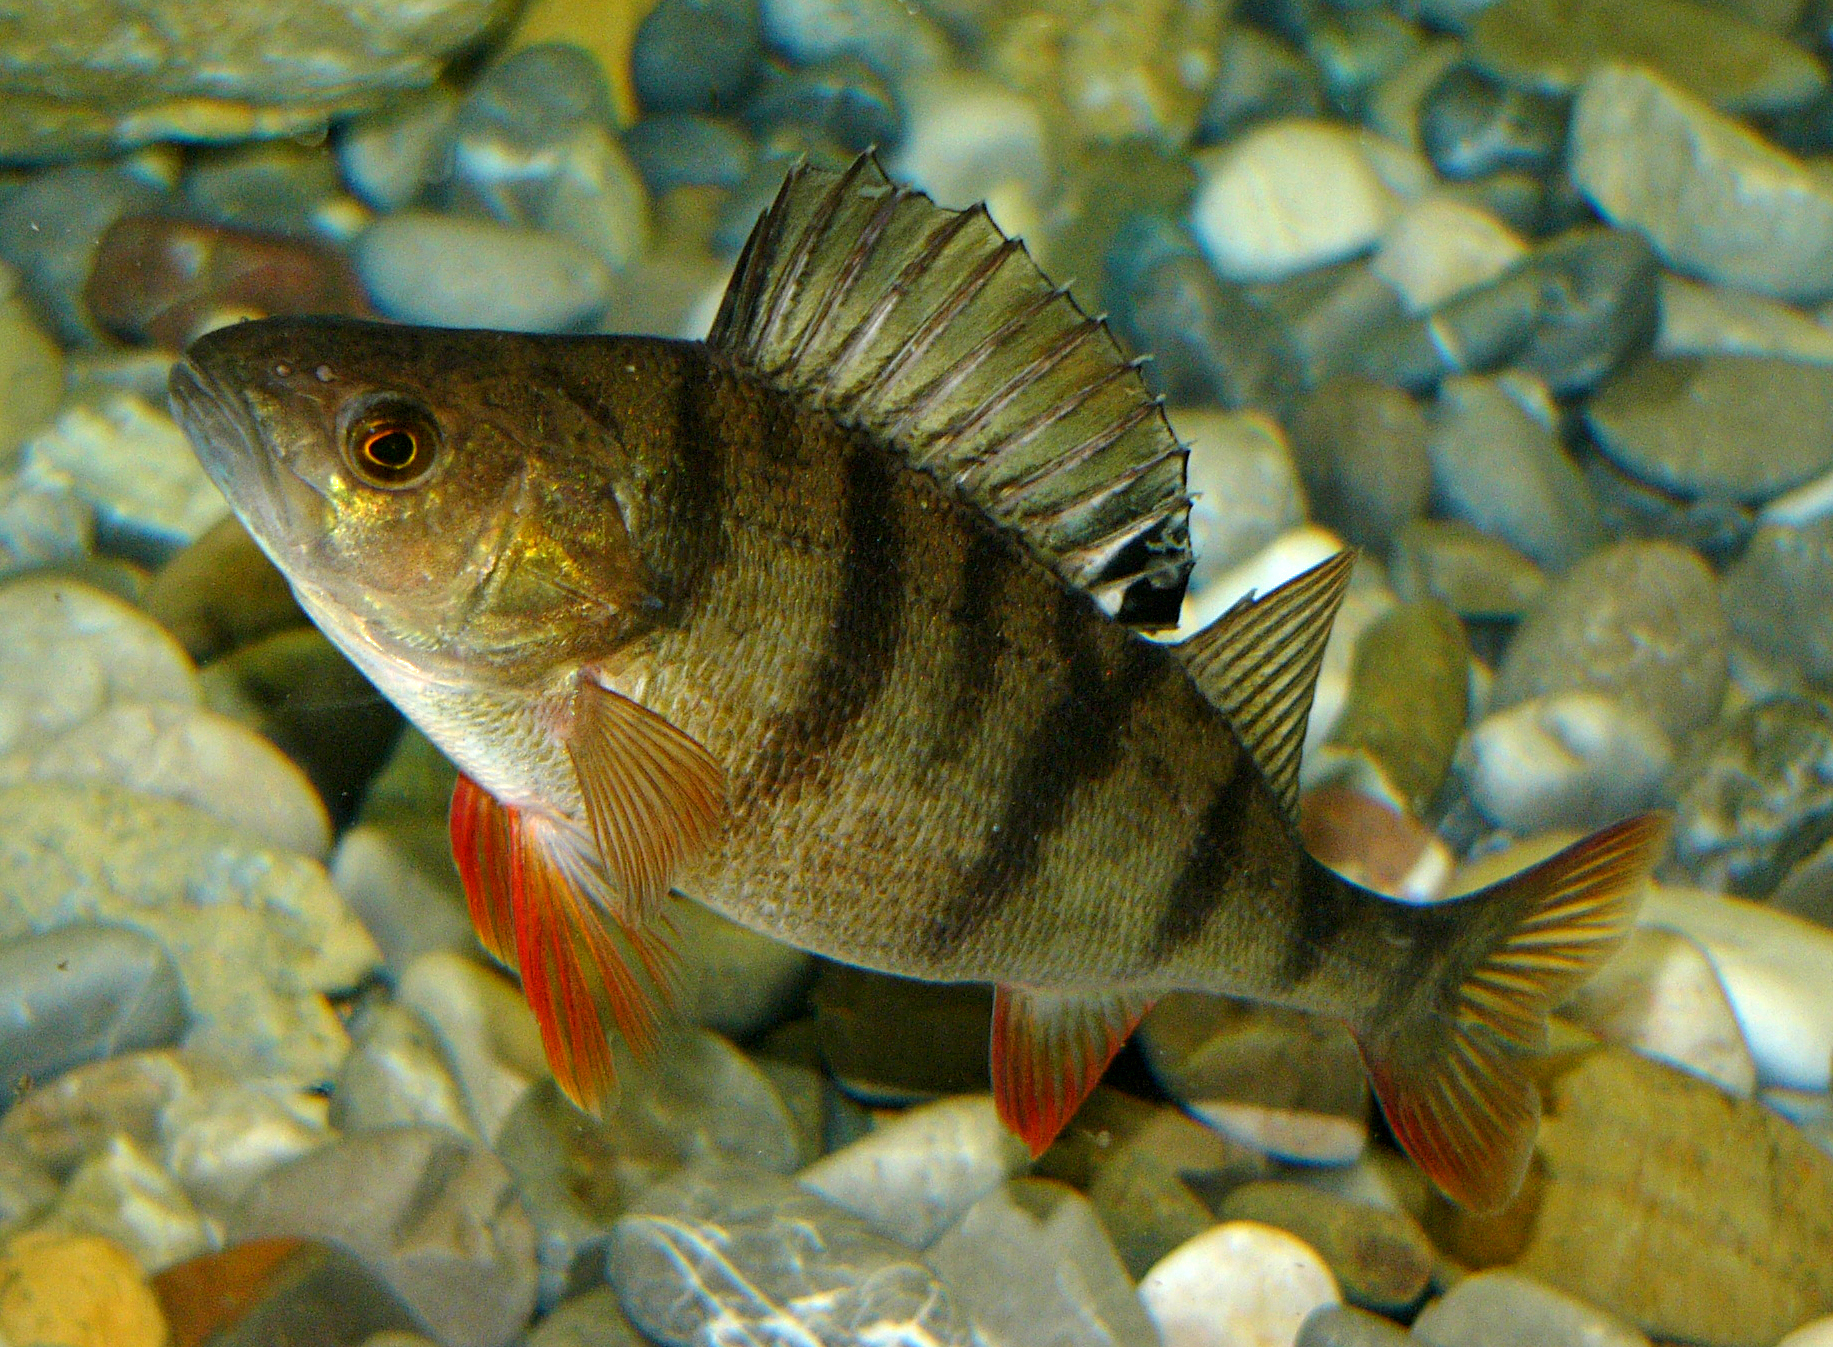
(707, 152), (1193, 629)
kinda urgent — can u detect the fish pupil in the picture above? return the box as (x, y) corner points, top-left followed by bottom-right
(364, 428), (419, 471)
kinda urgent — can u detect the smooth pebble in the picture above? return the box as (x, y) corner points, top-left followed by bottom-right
(355, 214), (613, 331)
(1140, 1221), (1341, 1347)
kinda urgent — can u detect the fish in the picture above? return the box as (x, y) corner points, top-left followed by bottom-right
(169, 152), (1665, 1212)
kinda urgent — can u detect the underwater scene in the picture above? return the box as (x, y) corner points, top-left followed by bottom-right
(2, 0), (1833, 1343)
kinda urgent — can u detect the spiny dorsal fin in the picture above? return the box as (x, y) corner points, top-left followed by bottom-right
(1174, 549), (1356, 820)
(708, 152), (1193, 627)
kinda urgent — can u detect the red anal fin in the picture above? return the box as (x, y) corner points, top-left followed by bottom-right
(448, 774), (676, 1115)
(567, 677), (725, 924)
(992, 984), (1157, 1156)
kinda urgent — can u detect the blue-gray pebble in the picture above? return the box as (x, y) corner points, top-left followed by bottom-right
(1297, 1304), (1414, 1347)
(624, 115), (755, 195)
(745, 57), (903, 154)
(355, 214), (612, 331)
(0, 163), (165, 346)
(633, 0), (763, 115)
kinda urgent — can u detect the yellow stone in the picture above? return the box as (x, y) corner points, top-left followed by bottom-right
(507, 0), (664, 125)
(0, 1230), (168, 1347)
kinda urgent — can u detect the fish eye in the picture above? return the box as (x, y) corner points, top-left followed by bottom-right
(344, 398), (442, 489)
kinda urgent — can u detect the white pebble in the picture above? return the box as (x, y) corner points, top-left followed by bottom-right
(1373, 195), (1527, 313)
(892, 73), (1049, 212)
(1177, 409), (1307, 586)
(355, 213), (613, 332)
(1466, 692), (1674, 833)
(1140, 1220), (1340, 1347)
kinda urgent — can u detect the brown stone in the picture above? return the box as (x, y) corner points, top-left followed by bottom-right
(153, 1238), (423, 1347)
(146, 516), (304, 664)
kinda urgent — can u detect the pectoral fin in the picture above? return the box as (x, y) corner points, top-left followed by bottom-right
(992, 984), (1157, 1156)
(566, 677), (726, 924)
(449, 773), (676, 1114)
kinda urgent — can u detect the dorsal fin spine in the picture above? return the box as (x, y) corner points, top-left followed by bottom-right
(790, 181), (902, 376)
(760, 159), (864, 360)
(880, 235), (1025, 420)
(995, 395), (1163, 504)
(904, 286), (1069, 447)
(961, 357), (1137, 494)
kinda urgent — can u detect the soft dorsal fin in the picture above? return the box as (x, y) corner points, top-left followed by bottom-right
(1174, 550), (1356, 820)
(708, 152), (1193, 627)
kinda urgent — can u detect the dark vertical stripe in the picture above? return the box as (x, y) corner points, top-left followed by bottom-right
(744, 434), (905, 802)
(928, 525), (1017, 765)
(1147, 745), (1261, 958)
(1273, 852), (1361, 987)
(653, 361), (729, 621)
(922, 591), (1160, 956)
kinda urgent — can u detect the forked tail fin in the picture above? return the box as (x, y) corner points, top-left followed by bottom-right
(1354, 814), (1667, 1211)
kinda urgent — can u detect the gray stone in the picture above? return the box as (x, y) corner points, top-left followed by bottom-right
(633, 0), (762, 115)
(1412, 1270), (1650, 1347)
(168, 1239), (427, 1347)
(331, 1001), (479, 1139)
(1723, 518), (1833, 684)
(1179, 409), (1307, 587)
(0, 163), (166, 346)
(1428, 373), (1605, 571)
(762, 0), (948, 79)
(2, 700), (332, 859)
(669, 896), (813, 1041)
(1572, 64), (1833, 303)
(1296, 1304), (1410, 1347)
(183, 140), (356, 238)
(1492, 540), (1729, 741)
(0, 1049), (191, 1176)
(527, 1287), (648, 1347)
(1371, 195), (1527, 314)
(0, 464), (93, 585)
(397, 952), (542, 1144)
(892, 72), (1048, 212)
(625, 114), (755, 196)
(1662, 695), (1833, 899)
(798, 1095), (1030, 1249)
(1584, 449), (1758, 561)
(0, 1143), (54, 1239)
(0, 0), (515, 162)
(1216, 1181), (1432, 1315)
(1588, 354), (1833, 505)
(1196, 25), (1322, 146)
(331, 826), (477, 977)
(0, 924), (186, 1109)
(42, 1132), (211, 1273)
(338, 86), (462, 214)
(1470, 0), (1825, 113)
(231, 1124), (539, 1347)
(1657, 273), (1833, 364)
(1776, 832), (1833, 927)
(1465, 693), (1675, 834)
(610, 1159), (973, 1347)
(744, 58), (901, 155)
(159, 1074), (333, 1217)
(925, 1179), (1158, 1347)
(354, 214), (613, 331)
(1389, 519), (1546, 622)
(1420, 62), (1566, 180)
(1288, 378), (1430, 553)
(1364, 39), (1462, 151)
(0, 263), (63, 461)
(20, 392), (229, 565)
(0, 782), (379, 1089)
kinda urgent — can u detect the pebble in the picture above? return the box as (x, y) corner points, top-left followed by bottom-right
(1465, 693), (1675, 834)
(85, 214), (373, 350)
(1723, 519), (1833, 686)
(1180, 409), (1307, 586)
(1305, 12), (1423, 118)
(0, 1230), (167, 1347)
(1389, 519), (1546, 622)
(0, 0), (508, 162)
(1192, 121), (1405, 283)
(0, 1143), (54, 1239)
(798, 1094), (1030, 1248)
(1470, 0), (1826, 114)
(1783, 1318), (1833, 1347)
(144, 516), (303, 665)
(1286, 380), (1429, 554)
(153, 1238), (425, 1347)
(891, 72), (1049, 211)
(330, 1001), (479, 1140)
(354, 213), (614, 331)
(0, 163), (167, 347)
(0, 575), (198, 762)
(1662, 696), (1833, 900)
(526, 1286), (648, 1347)
(1572, 64), (1833, 304)
(1139, 1221), (1341, 1347)
(1657, 273), (1833, 364)
(1775, 833), (1833, 927)
(633, 0), (762, 115)
(668, 895), (814, 1041)
(610, 1158), (973, 1347)
(3, 700), (332, 859)
(0, 464), (94, 582)
(1412, 1270), (1649, 1347)
(763, 0), (948, 77)
(230, 1125), (539, 1347)
(20, 393), (229, 566)
(1138, 994), (1369, 1166)
(1427, 1043), (1833, 1347)
(0, 924), (186, 1108)
(160, 1076), (333, 1218)
(330, 826), (477, 976)
(1197, 25), (1323, 147)
(1371, 194), (1527, 313)
(1427, 373), (1605, 572)
(45, 1133), (213, 1273)
(1560, 925), (1757, 1097)
(624, 114), (755, 195)
(181, 140), (358, 238)
(0, 264), (63, 462)
(1296, 1304), (1412, 1347)
(925, 1178), (1159, 1347)
(1491, 540), (1729, 741)
(0, 1050), (192, 1176)
(397, 952), (543, 1144)
(1297, 786), (1452, 903)
(1364, 39), (1463, 151)
(0, 782), (379, 1089)
(337, 86), (462, 214)
(810, 964), (994, 1104)
(1217, 1180), (1433, 1315)
(744, 57), (902, 155)
(1418, 62), (1566, 180)
(1585, 449), (1758, 561)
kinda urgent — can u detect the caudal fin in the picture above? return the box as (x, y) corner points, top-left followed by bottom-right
(1355, 814), (1667, 1211)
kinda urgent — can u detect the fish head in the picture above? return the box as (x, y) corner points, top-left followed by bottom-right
(170, 316), (660, 678)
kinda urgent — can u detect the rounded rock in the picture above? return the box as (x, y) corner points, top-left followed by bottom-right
(0, 1230), (167, 1347)
(1288, 378), (1430, 552)
(1466, 693), (1674, 834)
(355, 214), (613, 332)
(1419, 63), (1566, 180)
(624, 114), (754, 195)
(633, 0), (762, 115)
(1722, 518), (1833, 684)
(892, 72), (1048, 211)
(1180, 409), (1306, 586)
(1371, 195), (1526, 314)
(1140, 1221), (1341, 1347)
(1411, 1269), (1649, 1347)
(0, 264), (64, 462)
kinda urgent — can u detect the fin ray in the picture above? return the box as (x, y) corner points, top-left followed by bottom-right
(992, 984), (1157, 1157)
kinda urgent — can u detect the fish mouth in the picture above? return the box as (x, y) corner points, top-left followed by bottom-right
(168, 356), (311, 542)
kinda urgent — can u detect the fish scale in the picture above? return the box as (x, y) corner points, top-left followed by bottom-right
(171, 152), (1667, 1214)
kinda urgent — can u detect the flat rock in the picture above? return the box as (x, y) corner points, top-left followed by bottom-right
(1657, 273), (1833, 364)
(1471, 0), (1826, 113)
(0, 924), (186, 1109)
(1491, 540), (1728, 741)
(230, 1124), (538, 1347)
(0, 263), (63, 461)
(798, 1094), (1029, 1248)
(20, 392), (229, 565)
(0, 0), (516, 161)
(1, 700), (331, 859)
(0, 1230), (167, 1347)
(354, 213), (613, 331)
(0, 782), (378, 1089)
(1412, 1270), (1649, 1347)
(610, 1159), (973, 1347)
(1465, 693), (1674, 834)
(1572, 64), (1833, 303)
(925, 1178), (1159, 1347)
(1217, 1180), (1433, 1316)
(1193, 121), (1407, 283)
(43, 1133), (211, 1274)
(1722, 519), (1833, 684)
(1389, 519), (1546, 621)
(1179, 409), (1308, 586)
(1140, 1221), (1341, 1347)
(1288, 379), (1430, 553)
(152, 1238), (424, 1347)
(1560, 925), (1757, 1096)
(1373, 194), (1527, 312)
(330, 1001), (479, 1140)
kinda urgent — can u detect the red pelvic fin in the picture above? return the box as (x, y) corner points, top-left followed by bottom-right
(991, 984), (1157, 1157)
(448, 773), (676, 1115)
(1354, 812), (1667, 1211)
